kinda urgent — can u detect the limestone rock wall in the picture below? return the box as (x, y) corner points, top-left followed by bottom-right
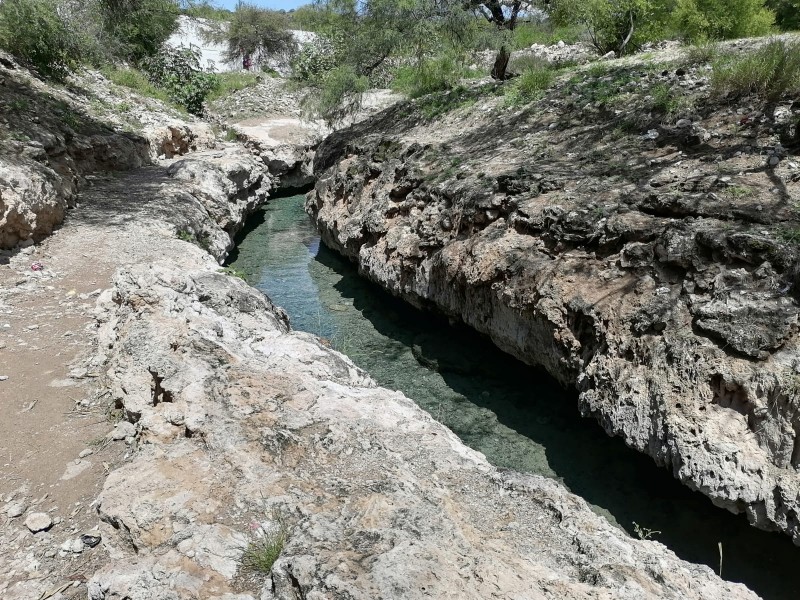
(307, 49), (800, 543)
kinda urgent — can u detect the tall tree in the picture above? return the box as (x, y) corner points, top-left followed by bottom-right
(217, 2), (296, 67)
(99, 0), (180, 62)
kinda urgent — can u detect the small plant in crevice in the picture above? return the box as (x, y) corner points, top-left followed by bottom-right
(221, 266), (247, 280)
(633, 521), (661, 540)
(241, 519), (288, 574)
(177, 229), (196, 244)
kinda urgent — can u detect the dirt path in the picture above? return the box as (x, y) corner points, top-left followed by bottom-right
(0, 164), (211, 600)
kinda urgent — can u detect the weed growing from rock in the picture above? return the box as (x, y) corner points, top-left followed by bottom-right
(241, 522), (287, 574)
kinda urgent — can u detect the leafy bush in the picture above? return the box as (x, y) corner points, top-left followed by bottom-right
(0, 0), (85, 79)
(292, 33), (342, 82)
(306, 65), (369, 125)
(99, 0), (180, 63)
(142, 47), (217, 115)
(766, 0), (800, 31)
(182, 0), (232, 21)
(391, 55), (481, 98)
(671, 0), (774, 41)
(711, 39), (800, 100)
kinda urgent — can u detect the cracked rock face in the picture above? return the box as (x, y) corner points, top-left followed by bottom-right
(86, 262), (755, 600)
(307, 46), (800, 544)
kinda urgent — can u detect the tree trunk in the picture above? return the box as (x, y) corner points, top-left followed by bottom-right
(491, 45), (510, 80)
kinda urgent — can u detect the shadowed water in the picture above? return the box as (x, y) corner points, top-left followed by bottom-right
(229, 194), (800, 600)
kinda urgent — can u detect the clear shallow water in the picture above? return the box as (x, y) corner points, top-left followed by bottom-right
(230, 194), (800, 600)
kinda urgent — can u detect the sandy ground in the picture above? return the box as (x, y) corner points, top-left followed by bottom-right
(0, 166), (197, 600)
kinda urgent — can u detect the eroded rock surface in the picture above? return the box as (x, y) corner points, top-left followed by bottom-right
(0, 52), (214, 249)
(309, 43), (800, 543)
(85, 260), (755, 600)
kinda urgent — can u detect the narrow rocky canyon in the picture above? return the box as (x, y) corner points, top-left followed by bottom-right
(1, 29), (799, 600)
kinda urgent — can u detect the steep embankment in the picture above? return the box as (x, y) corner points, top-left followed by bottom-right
(309, 40), (800, 542)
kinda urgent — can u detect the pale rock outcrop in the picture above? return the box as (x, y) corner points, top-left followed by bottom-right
(86, 261), (756, 600)
(308, 44), (800, 543)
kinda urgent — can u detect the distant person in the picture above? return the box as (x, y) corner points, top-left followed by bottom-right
(243, 53), (252, 71)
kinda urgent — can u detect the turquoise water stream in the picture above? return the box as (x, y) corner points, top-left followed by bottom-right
(229, 194), (800, 600)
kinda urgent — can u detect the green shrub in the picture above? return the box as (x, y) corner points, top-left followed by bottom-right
(141, 47), (218, 115)
(99, 0), (180, 63)
(206, 71), (261, 102)
(672, 0), (775, 41)
(0, 0), (84, 79)
(711, 39), (800, 100)
(391, 55), (481, 99)
(551, 0), (667, 56)
(307, 65), (369, 125)
(766, 0), (800, 31)
(292, 33), (342, 82)
(182, 0), (232, 21)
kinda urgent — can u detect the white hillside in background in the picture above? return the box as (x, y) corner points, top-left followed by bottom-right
(166, 15), (315, 75)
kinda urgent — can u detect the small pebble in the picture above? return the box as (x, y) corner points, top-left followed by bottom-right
(6, 502), (26, 518)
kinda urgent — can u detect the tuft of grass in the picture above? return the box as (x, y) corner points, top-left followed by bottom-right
(650, 82), (694, 118)
(101, 66), (176, 106)
(726, 185), (754, 199)
(504, 64), (555, 106)
(415, 84), (481, 119)
(221, 266), (247, 280)
(241, 526), (287, 573)
(206, 71), (261, 103)
(684, 40), (720, 65)
(512, 23), (585, 49)
(779, 226), (800, 246)
(711, 39), (800, 101)
(391, 55), (482, 99)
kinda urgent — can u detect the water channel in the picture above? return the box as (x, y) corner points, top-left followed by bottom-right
(229, 193), (800, 600)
